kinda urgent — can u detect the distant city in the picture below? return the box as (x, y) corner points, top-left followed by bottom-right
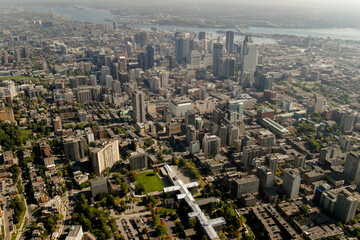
(0, 2), (359, 240)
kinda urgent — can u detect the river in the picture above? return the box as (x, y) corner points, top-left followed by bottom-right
(31, 6), (360, 42)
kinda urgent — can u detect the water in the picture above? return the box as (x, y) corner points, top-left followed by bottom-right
(134, 24), (277, 44)
(27, 6), (360, 42)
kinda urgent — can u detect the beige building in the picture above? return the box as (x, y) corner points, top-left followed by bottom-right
(91, 140), (120, 175)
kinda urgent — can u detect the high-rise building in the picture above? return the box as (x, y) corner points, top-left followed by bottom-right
(313, 183), (331, 204)
(227, 125), (239, 146)
(63, 137), (86, 162)
(311, 94), (325, 113)
(186, 125), (197, 144)
(258, 74), (273, 92)
(241, 35), (258, 76)
(132, 90), (146, 123)
(146, 44), (155, 69)
(53, 117), (62, 131)
(129, 148), (148, 170)
(159, 71), (169, 88)
(150, 76), (160, 93)
(91, 178), (108, 197)
(202, 134), (221, 157)
(232, 175), (260, 199)
(225, 31), (235, 53)
(256, 166), (274, 190)
(2, 51), (8, 64)
(175, 37), (190, 64)
(77, 90), (92, 103)
(334, 190), (358, 223)
(282, 170), (301, 199)
(344, 152), (360, 184)
(242, 145), (262, 167)
(213, 43), (223, 77)
(199, 31), (206, 40)
(227, 100), (244, 121)
(91, 140), (120, 175)
(219, 57), (235, 78)
(340, 111), (355, 133)
(185, 109), (196, 126)
(339, 136), (352, 152)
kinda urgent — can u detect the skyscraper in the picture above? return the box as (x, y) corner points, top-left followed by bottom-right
(241, 35), (258, 76)
(344, 152), (360, 184)
(91, 140), (120, 175)
(213, 43), (223, 77)
(199, 31), (206, 40)
(63, 137), (86, 162)
(311, 94), (325, 113)
(175, 37), (190, 64)
(340, 111), (355, 133)
(202, 134), (221, 157)
(226, 31), (235, 53)
(219, 57), (235, 78)
(132, 90), (146, 123)
(146, 44), (155, 69)
(334, 190), (358, 223)
(282, 170), (301, 199)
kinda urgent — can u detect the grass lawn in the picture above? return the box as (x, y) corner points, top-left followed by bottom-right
(20, 129), (33, 140)
(135, 172), (164, 194)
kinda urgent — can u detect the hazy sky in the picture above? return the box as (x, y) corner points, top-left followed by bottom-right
(1, 0), (360, 13)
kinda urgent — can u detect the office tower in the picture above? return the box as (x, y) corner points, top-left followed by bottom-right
(100, 66), (110, 85)
(53, 117), (62, 131)
(256, 166), (274, 190)
(258, 74), (273, 91)
(150, 76), (160, 93)
(311, 94), (325, 113)
(185, 109), (196, 126)
(216, 124), (226, 148)
(2, 51), (8, 64)
(91, 140), (120, 175)
(282, 170), (301, 199)
(199, 31), (206, 40)
(202, 134), (221, 156)
(77, 90), (92, 103)
(138, 52), (146, 71)
(135, 31), (147, 48)
(213, 43), (223, 77)
(146, 44), (154, 69)
(232, 175), (260, 199)
(344, 152), (360, 184)
(226, 31), (235, 53)
(219, 57), (235, 78)
(105, 75), (113, 89)
(22, 46), (30, 59)
(313, 183), (331, 204)
(300, 66), (308, 78)
(190, 50), (202, 69)
(111, 80), (121, 94)
(242, 145), (262, 167)
(190, 141), (201, 155)
(113, 21), (117, 30)
(241, 35), (258, 76)
(63, 137), (86, 162)
(186, 125), (197, 144)
(334, 190), (358, 223)
(340, 111), (355, 133)
(159, 71), (169, 88)
(199, 87), (208, 100)
(339, 136), (352, 152)
(89, 75), (97, 86)
(227, 100), (244, 121)
(227, 125), (239, 146)
(175, 37), (190, 64)
(129, 148), (148, 170)
(132, 90), (146, 123)
(195, 117), (203, 131)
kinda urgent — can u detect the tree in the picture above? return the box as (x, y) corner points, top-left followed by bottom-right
(135, 182), (145, 195)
